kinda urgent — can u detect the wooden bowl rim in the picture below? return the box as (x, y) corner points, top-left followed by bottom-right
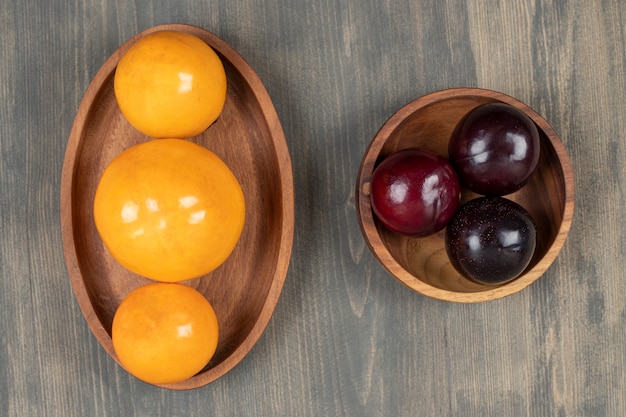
(60, 24), (295, 389)
(356, 87), (575, 303)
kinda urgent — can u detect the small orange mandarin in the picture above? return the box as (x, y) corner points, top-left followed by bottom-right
(93, 139), (245, 282)
(114, 30), (227, 138)
(112, 283), (219, 385)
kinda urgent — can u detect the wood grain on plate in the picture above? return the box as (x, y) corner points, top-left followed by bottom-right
(60, 24), (294, 389)
(356, 88), (575, 303)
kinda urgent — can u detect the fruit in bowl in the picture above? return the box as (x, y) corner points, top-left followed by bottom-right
(370, 103), (541, 285)
(448, 103), (540, 196)
(369, 148), (461, 237)
(445, 196), (537, 285)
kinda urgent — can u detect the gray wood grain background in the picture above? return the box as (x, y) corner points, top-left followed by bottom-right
(1, 0), (624, 416)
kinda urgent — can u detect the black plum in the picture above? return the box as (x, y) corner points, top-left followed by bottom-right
(445, 197), (536, 285)
(370, 148), (461, 237)
(448, 103), (540, 196)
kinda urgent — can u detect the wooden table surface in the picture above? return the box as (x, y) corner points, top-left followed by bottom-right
(2, 0), (624, 416)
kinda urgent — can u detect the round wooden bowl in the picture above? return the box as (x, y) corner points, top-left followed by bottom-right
(60, 24), (294, 389)
(356, 88), (574, 303)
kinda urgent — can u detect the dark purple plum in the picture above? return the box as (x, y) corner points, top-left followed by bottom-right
(370, 148), (461, 237)
(445, 197), (536, 285)
(448, 103), (540, 196)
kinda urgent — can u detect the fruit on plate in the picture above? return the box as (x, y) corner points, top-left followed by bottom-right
(114, 30), (227, 139)
(112, 282), (219, 385)
(445, 196), (537, 285)
(448, 103), (540, 196)
(93, 138), (245, 282)
(370, 148), (461, 237)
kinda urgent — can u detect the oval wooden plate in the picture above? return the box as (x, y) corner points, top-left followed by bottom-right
(60, 24), (294, 389)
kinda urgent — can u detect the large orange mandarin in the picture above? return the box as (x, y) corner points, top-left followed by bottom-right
(114, 30), (227, 139)
(112, 283), (219, 385)
(93, 139), (245, 282)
